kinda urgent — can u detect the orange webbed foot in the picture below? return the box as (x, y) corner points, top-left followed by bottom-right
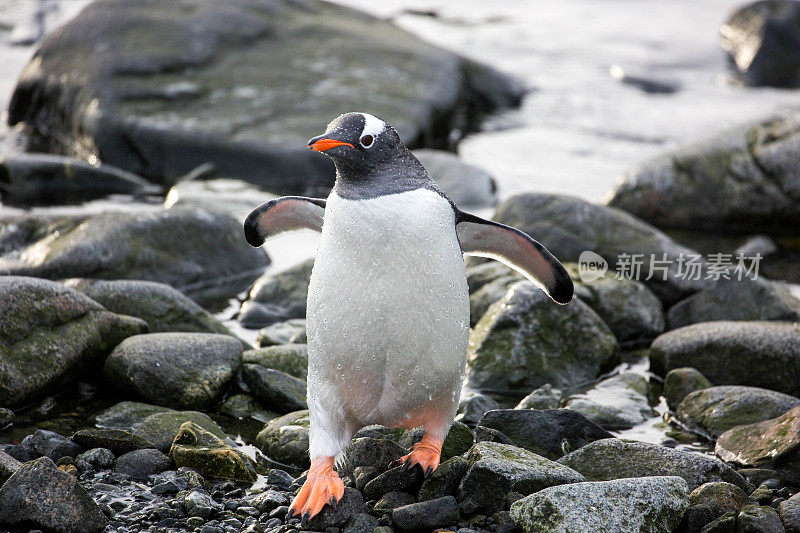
(391, 433), (443, 478)
(287, 457), (344, 526)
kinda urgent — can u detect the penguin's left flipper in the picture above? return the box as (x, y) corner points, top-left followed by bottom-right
(244, 196), (326, 247)
(456, 211), (574, 305)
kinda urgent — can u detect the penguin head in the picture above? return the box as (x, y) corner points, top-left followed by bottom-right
(308, 112), (406, 177)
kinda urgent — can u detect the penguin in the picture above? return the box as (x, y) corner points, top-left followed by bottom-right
(244, 112), (573, 524)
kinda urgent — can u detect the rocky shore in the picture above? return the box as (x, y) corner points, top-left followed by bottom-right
(2, 0), (800, 532)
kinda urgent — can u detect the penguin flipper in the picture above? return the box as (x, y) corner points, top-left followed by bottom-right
(455, 211), (574, 305)
(244, 196), (326, 247)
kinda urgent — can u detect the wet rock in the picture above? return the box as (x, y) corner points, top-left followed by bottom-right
(64, 278), (236, 336)
(721, 0), (800, 88)
(113, 448), (172, 480)
(241, 364), (307, 413)
(218, 393), (278, 422)
(559, 438), (748, 491)
(0, 276), (147, 407)
(650, 321), (800, 396)
(459, 441), (585, 514)
(737, 504), (785, 532)
(392, 495), (460, 531)
(0, 208), (268, 306)
(509, 476), (688, 533)
(703, 513), (737, 532)
(364, 467), (424, 501)
(477, 409), (613, 460)
(134, 410), (228, 452)
(239, 260), (313, 329)
(677, 386), (800, 439)
(0, 152), (156, 206)
(779, 493), (800, 533)
(667, 278), (800, 329)
(0, 457), (107, 532)
(169, 422), (257, 482)
(95, 401), (174, 432)
(418, 456), (469, 502)
(606, 112), (800, 233)
(8, 0), (521, 191)
(397, 421), (474, 460)
(28, 430), (83, 462)
(663, 368), (713, 410)
(374, 491), (416, 515)
(413, 149), (496, 207)
(467, 281), (618, 396)
(254, 410), (310, 468)
(242, 344), (308, 379)
(306, 488), (365, 530)
(0, 451), (21, 484)
(563, 373), (655, 430)
(75, 448), (115, 472)
(492, 193), (709, 304)
(340, 438), (407, 478)
(105, 333), (242, 409)
(344, 513), (380, 533)
(689, 482), (750, 521)
(456, 390), (500, 427)
(515, 384), (562, 410)
(255, 319), (307, 347)
(184, 489), (222, 519)
(71, 428), (154, 455)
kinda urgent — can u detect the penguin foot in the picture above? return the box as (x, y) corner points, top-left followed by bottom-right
(287, 456), (344, 523)
(391, 433), (443, 477)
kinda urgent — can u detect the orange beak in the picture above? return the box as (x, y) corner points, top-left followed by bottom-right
(309, 138), (355, 152)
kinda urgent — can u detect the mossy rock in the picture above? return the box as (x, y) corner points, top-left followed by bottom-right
(397, 422), (474, 461)
(169, 422), (257, 482)
(715, 405), (800, 470)
(242, 344), (308, 379)
(134, 411), (228, 453)
(254, 410), (310, 469)
(95, 401), (175, 432)
(663, 367), (712, 411)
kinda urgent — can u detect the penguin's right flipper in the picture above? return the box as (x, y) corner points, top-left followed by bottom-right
(244, 196), (326, 247)
(455, 211), (574, 305)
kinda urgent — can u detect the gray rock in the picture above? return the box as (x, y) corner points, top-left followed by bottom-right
(245, 489), (289, 513)
(650, 321), (800, 396)
(563, 373), (655, 430)
(676, 385), (800, 439)
(113, 448), (172, 480)
(663, 368), (713, 411)
(242, 344), (308, 379)
(76, 448), (115, 472)
(509, 476), (689, 533)
(184, 489), (222, 519)
(721, 0), (800, 88)
(134, 410), (229, 453)
(606, 112), (800, 233)
(239, 260), (313, 329)
(306, 488), (365, 530)
(0, 457), (108, 533)
(254, 410), (310, 468)
(413, 149), (496, 208)
(737, 504), (785, 533)
(164, 178), (276, 222)
(456, 390), (500, 427)
(667, 278), (800, 330)
(373, 491), (416, 515)
(241, 364), (307, 412)
(466, 282), (618, 396)
(688, 482), (750, 520)
(0, 152), (156, 206)
(0, 208), (268, 306)
(364, 467), (423, 501)
(459, 441), (585, 514)
(398, 421), (474, 461)
(515, 384), (562, 410)
(558, 438), (748, 492)
(0, 451), (21, 484)
(344, 513), (380, 533)
(392, 495), (460, 531)
(492, 193), (710, 304)
(0, 407), (13, 428)
(340, 437), (407, 478)
(28, 430), (83, 461)
(217, 394), (278, 423)
(418, 456), (469, 502)
(8, 0), (521, 192)
(105, 333), (242, 409)
(64, 278), (236, 336)
(71, 428), (155, 455)
(95, 401), (174, 432)
(477, 409), (614, 460)
(0, 276), (147, 407)
(255, 319), (307, 347)
(779, 493), (800, 533)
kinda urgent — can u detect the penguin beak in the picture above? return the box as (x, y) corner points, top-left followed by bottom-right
(308, 135), (355, 152)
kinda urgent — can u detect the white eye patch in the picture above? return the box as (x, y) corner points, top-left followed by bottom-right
(360, 113), (385, 139)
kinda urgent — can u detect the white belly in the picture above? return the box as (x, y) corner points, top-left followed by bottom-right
(306, 188), (469, 431)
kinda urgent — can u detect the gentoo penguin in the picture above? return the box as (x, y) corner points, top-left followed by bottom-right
(244, 112), (573, 523)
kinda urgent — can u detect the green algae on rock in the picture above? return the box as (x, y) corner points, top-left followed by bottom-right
(169, 422), (257, 482)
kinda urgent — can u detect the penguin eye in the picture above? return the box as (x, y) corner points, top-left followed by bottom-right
(360, 135), (374, 148)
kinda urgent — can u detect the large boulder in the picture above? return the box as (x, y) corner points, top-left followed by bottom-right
(0, 152), (157, 206)
(676, 386), (800, 439)
(510, 476), (689, 533)
(104, 333), (242, 409)
(491, 193), (710, 304)
(466, 281), (618, 396)
(413, 149), (496, 207)
(563, 373), (655, 431)
(7, 0), (522, 192)
(95, 401), (174, 432)
(606, 112), (800, 233)
(133, 410), (229, 453)
(649, 321), (800, 396)
(0, 276), (147, 407)
(666, 278), (800, 329)
(238, 260), (313, 329)
(721, 0), (800, 88)
(558, 439), (748, 492)
(0, 207), (269, 305)
(254, 410), (310, 469)
(0, 457), (107, 533)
